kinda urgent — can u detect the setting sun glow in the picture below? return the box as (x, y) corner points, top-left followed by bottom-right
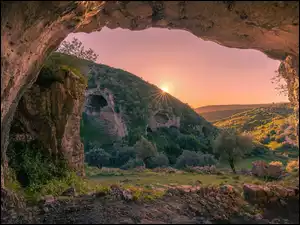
(161, 86), (169, 93)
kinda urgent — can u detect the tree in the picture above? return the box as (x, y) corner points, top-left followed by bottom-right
(213, 128), (253, 173)
(134, 136), (157, 167)
(147, 152), (170, 168)
(56, 37), (99, 62)
(85, 148), (111, 168)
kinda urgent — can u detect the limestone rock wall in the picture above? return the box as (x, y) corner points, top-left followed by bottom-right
(9, 69), (86, 175)
(148, 110), (180, 132)
(278, 55), (299, 145)
(85, 88), (128, 138)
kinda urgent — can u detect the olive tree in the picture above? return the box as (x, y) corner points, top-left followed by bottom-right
(134, 136), (157, 167)
(213, 128), (253, 173)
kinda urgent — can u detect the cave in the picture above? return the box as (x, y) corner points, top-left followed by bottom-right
(147, 126), (153, 133)
(154, 112), (169, 124)
(1, 2), (299, 187)
(87, 94), (108, 113)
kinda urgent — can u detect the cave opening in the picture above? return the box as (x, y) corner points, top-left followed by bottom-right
(88, 94), (108, 113)
(146, 127), (153, 133)
(154, 112), (170, 124)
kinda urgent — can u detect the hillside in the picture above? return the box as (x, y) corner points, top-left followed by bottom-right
(213, 104), (298, 159)
(46, 53), (218, 168)
(195, 103), (289, 122)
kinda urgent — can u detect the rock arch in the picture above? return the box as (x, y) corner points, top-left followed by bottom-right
(1, 1), (299, 186)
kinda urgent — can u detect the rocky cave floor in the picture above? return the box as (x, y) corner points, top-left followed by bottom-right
(2, 186), (299, 224)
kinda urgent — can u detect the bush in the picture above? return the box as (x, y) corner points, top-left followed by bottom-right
(120, 158), (145, 170)
(250, 144), (268, 156)
(175, 150), (216, 169)
(201, 154), (217, 166)
(109, 146), (136, 168)
(134, 136), (157, 166)
(286, 159), (299, 173)
(7, 139), (68, 189)
(178, 135), (207, 152)
(146, 153), (170, 169)
(85, 148), (111, 168)
(213, 129), (253, 173)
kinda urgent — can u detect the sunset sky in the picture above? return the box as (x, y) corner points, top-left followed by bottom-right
(66, 27), (288, 108)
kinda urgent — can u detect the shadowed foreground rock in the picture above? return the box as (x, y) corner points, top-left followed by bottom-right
(2, 184), (299, 224)
(8, 67), (86, 175)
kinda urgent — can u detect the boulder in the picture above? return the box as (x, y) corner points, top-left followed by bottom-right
(251, 161), (283, 179)
(243, 184), (299, 205)
(42, 195), (56, 205)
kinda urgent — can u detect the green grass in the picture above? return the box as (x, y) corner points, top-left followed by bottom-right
(88, 168), (265, 193)
(217, 153), (290, 170)
(23, 172), (110, 203)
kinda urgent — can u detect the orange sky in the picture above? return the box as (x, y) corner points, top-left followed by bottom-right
(66, 27), (288, 108)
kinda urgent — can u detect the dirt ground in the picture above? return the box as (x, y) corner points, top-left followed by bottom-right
(2, 186), (298, 224)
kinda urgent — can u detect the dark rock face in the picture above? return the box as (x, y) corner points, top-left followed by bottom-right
(1, 1), (299, 186)
(8, 68), (86, 176)
(84, 88), (128, 138)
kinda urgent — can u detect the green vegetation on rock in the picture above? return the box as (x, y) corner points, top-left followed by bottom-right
(45, 52), (217, 170)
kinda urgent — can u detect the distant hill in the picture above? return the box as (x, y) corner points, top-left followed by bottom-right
(213, 104), (298, 158)
(195, 103), (290, 122)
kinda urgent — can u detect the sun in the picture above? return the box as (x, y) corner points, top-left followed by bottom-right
(161, 86), (169, 93)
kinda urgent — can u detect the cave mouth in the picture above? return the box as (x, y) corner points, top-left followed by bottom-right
(87, 94), (108, 113)
(154, 112), (170, 124)
(147, 127), (153, 133)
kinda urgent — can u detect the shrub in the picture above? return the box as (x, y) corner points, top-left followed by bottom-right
(201, 154), (217, 166)
(146, 153), (170, 169)
(175, 150), (216, 169)
(134, 136), (157, 167)
(7, 139), (68, 189)
(250, 144), (268, 156)
(85, 148), (111, 168)
(109, 146), (136, 168)
(120, 158), (145, 170)
(178, 134), (207, 152)
(286, 159), (299, 173)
